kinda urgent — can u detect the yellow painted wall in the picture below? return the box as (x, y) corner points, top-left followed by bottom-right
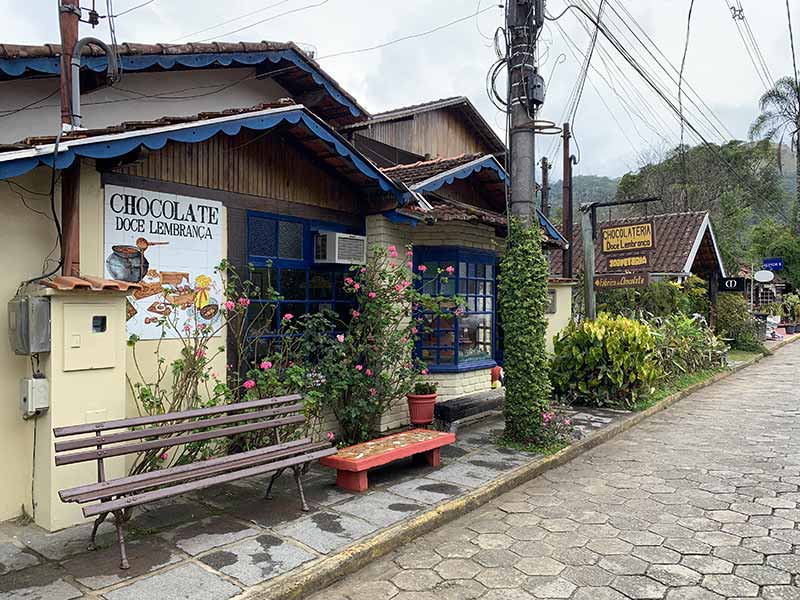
(0, 168), (60, 522)
(546, 283), (575, 351)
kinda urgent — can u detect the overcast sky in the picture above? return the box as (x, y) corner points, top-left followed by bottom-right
(3, 0), (798, 178)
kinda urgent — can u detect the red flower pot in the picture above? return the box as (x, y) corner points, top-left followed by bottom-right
(406, 393), (437, 426)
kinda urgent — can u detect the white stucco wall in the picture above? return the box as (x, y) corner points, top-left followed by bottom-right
(0, 68), (290, 144)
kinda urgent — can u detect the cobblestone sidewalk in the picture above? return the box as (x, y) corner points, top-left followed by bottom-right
(311, 343), (800, 600)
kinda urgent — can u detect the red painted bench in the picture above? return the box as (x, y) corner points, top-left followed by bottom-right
(320, 429), (456, 492)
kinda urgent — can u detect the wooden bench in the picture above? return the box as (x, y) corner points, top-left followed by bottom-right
(319, 429), (455, 492)
(54, 394), (336, 570)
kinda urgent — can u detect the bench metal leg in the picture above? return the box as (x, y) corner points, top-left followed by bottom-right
(264, 468), (285, 499)
(112, 510), (130, 570)
(88, 512), (108, 551)
(292, 465), (310, 512)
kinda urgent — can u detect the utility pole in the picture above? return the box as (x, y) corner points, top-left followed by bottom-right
(540, 157), (550, 217)
(561, 122), (573, 278)
(580, 203), (596, 319)
(507, 0), (544, 226)
(58, 0), (80, 129)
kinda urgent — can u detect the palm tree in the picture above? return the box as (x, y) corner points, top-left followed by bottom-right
(749, 76), (799, 229)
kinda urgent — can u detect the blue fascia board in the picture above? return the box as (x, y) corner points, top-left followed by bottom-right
(0, 108), (404, 201)
(536, 209), (568, 245)
(0, 49), (362, 118)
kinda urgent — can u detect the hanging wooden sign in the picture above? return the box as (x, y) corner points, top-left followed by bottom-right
(607, 254), (650, 271)
(594, 273), (650, 290)
(600, 221), (655, 254)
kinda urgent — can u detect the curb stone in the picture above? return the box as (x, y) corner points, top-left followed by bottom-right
(243, 335), (799, 600)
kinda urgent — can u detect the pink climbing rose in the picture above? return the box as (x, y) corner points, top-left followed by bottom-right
(224, 300), (236, 311)
(260, 360), (273, 370)
(283, 313), (294, 321)
(445, 265), (455, 274)
(238, 297), (250, 307)
(243, 379), (256, 389)
(336, 334), (345, 343)
(418, 264), (427, 273)
(368, 291), (377, 299)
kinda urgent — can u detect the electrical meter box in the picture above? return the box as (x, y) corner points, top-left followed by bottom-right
(8, 296), (51, 355)
(20, 377), (49, 418)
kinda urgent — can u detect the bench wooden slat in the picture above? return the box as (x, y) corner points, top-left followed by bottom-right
(53, 394), (301, 437)
(55, 403), (304, 452)
(62, 440), (330, 503)
(82, 446), (337, 517)
(55, 414), (305, 466)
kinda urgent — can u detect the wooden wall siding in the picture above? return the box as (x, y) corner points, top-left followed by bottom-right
(362, 109), (493, 159)
(433, 178), (497, 212)
(115, 129), (362, 214)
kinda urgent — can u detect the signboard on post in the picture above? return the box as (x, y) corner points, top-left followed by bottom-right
(104, 185), (224, 340)
(593, 273), (650, 290)
(600, 221), (655, 254)
(607, 254), (649, 271)
(719, 277), (745, 293)
(763, 257), (784, 271)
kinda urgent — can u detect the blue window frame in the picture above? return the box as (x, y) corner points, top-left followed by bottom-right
(414, 247), (497, 373)
(246, 211), (360, 341)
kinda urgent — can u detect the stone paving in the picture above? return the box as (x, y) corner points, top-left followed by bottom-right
(0, 405), (625, 599)
(310, 342), (800, 600)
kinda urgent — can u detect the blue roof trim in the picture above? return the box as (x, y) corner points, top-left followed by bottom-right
(536, 209), (567, 245)
(0, 49), (362, 118)
(412, 156), (508, 194)
(382, 210), (418, 227)
(0, 108), (403, 201)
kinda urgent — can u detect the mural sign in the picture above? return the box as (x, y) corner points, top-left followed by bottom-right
(103, 185), (224, 340)
(600, 221), (655, 254)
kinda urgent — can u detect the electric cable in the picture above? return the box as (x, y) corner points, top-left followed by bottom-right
(168, 0), (293, 43)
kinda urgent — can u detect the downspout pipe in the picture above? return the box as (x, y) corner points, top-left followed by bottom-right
(69, 37), (119, 129)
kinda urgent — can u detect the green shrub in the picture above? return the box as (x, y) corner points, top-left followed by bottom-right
(551, 313), (659, 409)
(597, 276), (709, 320)
(498, 219), (552, 443)
(648, 314), (727, 381)
(715, 294), (765, 352)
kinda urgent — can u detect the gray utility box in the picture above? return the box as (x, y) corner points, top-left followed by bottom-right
(8, 296), (51, 355)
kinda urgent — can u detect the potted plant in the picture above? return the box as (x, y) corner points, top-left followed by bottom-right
(406, 380), (438, 426)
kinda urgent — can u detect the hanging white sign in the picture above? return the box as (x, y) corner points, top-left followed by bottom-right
(103, 185), (224, 340)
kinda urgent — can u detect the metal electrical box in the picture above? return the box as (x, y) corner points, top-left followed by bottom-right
(8, 296), (51, 355)
(20, 377), (49, 418)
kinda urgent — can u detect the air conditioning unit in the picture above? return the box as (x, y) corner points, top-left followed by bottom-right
(314, 232), (367, 264)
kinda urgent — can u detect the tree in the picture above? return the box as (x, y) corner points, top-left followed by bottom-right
(749, 76), (800, 231)
(750, 217), (800, 290)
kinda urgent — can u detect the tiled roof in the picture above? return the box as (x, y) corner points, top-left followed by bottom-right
(381, 154), (485, 185)
(8, 101), (296, 148)
(0, 41), (292, 59)
(550, 211), (720, 276)
(41, 275), (141, 292)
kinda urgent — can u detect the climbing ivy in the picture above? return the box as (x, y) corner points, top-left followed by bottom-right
(498, 218), (552, 443)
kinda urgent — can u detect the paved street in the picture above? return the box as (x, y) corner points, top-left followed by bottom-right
(310, 343), (800, 600)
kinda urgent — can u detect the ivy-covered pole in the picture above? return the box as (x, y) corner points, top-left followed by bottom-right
(500, 0), (551, 444)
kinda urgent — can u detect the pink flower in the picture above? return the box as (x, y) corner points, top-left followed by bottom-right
(402, 280), (411, 288)
(344, 277), (354, 285)
(366, 368), (373, 376)
(195, 348), (205, 358)
(390, 250), (399, 258)
(160, 452), (169, 461)
(352, 310), (360, 319)
(390, 262), (397, 268)
(411, 327), (418, 335)
(243, 379), (256, 389)
(407, 261), (413, 269)
(401, 336), (408, 343)
(564, 418), (572, 426)
(418, 264), (427, 273)
(260, 360), (273, 370)
(238, 297), (251, 307)
(368, 291), (377, 299)
(388, 245), (397, 253)
(289, 361), (294, 367)
(353, 283), (360, 290)
(326, 431), (336, 442)
(395, 284), (403, 293)
(283, 313), (294, 321)
(360, 267), (367, 273)
(336, 334), (345, 343)
(369, 387), (377, 397)
(406, 250), (413, 257)
(355, 364), (363, 371)
(445, 265), (455, 274)
(224, 300), (236, 311)
(421, 369), (429, 375)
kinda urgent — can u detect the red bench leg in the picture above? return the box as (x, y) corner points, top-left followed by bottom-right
(423, 448), (441, 467)
(336, 469), (368, 492)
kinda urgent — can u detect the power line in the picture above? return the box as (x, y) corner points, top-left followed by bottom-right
(0, 88), (59, 119)
(112, 0), (155, 17)
(196, 0), (332, 43)
(678, 0), (695, 209)
(787, 0), (800, 96)
(168, 0), (293, 44)
(569, 0), (605, 126)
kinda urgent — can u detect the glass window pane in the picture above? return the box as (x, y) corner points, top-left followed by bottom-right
(468, 263), (476, 277)
(458, 313), (493, 362)
(440, 276), (455, 296)
(333, 271), (349, 299)
(278, 221), (303, 259)
(280, 269), (307, 300)
(486, 264), (493, 279)
(486, 281), (493, 296)
(485, 296), (493, 312)
(281, 302), (307, 322)
(248, 217), (277, 257)
(246, 303), (277, 334)
(250, 267), (277, 299)
(547, 289), (557, 314)
(309, 271), (333, 300)
(420, 276), (437, 295)
(458, 279), (467, 294)
(468, 280), (477, 295)
(477, 263), (486, 278)
(438, 347), (455, 364)
(459, 262), (467, 277)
